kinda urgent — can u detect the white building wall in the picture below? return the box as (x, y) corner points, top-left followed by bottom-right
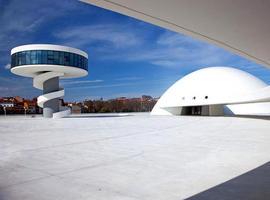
(226, 102), (270, 116)
(151, 67), (270, 116)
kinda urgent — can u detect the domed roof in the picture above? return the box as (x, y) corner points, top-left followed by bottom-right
(174, 67), (266, 94)
(152, 67), (269, 115)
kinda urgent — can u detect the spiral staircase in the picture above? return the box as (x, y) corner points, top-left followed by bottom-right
(33, 71), (71, 118)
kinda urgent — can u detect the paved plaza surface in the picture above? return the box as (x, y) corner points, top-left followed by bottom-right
(0, 113), (270, 200)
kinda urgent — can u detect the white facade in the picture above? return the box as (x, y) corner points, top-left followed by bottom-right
(151, 67), (270, 116)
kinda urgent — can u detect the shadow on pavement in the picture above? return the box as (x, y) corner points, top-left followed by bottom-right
(234, 115), (270, 121)
(186, 162), (270, 200)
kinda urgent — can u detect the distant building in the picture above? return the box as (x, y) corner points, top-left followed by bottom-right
(0, 97), (15, 108)
(0, 102), (14, 108)
(141, 95), (153, 101)
(130, 98), (141, 102)
(14, 96), (23, 103)
(116, 97), (127, 101)
(68, 103), (82, 114)
(0, 96), (42, 114)
(23, 99), (38, 113)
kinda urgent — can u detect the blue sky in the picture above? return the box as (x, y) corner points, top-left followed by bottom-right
(1, 0), (270, 101)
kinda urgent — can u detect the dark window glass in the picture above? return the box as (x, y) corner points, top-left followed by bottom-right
(21, 51), (26, 65)
(41, 50), (47, 64)
(36, 50), (42, 64)
(77, 55), (79, 67)
(84, 58), (88, 69)
(11, 50), (87, 70)
(74, 54), (78, 67)
(70, 53), (74, 66)
(14, 53), (17, 66)
(47, 51), (54, 64)
(25, 51), (31, 64)
(64, 52), (70, 65)
(18, 52), (22, 65)
(59, 51), (64, 65)
(79, 56), (82, 67)
(11, 54), (15, 67)
(53, 51), (59, 65)
(30, 51), (37, 64)
(13, 54), (16, 66)
(17, 53), (20, 66)
(82, 57), (84, 69)
(11, 55), (13, 67)
(14, 53), (18, 66)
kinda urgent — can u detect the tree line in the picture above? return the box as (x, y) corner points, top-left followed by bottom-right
(78, 99), (157, 113)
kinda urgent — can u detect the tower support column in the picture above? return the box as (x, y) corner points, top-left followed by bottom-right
(43, 77), (59, 118)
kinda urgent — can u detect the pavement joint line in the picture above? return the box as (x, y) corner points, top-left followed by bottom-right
(6, 123), (199, 154)
(0, 175), (52, 190)
(55, 151), (145, 176)
(0, 152), (145, 190)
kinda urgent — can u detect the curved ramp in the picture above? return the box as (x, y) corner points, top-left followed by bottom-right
(33, 71), (71, 118)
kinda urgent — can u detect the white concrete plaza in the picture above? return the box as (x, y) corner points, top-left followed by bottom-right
(0, 113), (270, 199)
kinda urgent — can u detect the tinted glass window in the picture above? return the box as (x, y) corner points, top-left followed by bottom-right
(21, 51), (26, 65)
(53, 51), (59, 65)
(18, 52), (22, 65)
(26, 51), (31, 64)
(64, 52), (70, 65)
(70, 53), (74, 66)
(36, 50), (42, 64)
(14, 54), (18, 66)
(41, 50), (47, 64)
(74, 54), (78, 67)
(30, 51), (37, 64)
(11, 50), (88, 71)
(47, 51), (54, 64)
(59, 51), (64, 65)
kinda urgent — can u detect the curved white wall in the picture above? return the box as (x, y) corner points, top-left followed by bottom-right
(11, 44), (88, 58)
(226, 103), (270, 116)
(83, 0), (270, 68)
(152, 67), (270, 116)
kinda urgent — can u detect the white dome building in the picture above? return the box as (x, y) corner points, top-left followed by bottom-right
(151, 67), (270, 116)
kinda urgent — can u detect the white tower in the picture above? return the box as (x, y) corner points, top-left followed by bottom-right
(10, 44), (88, 118)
